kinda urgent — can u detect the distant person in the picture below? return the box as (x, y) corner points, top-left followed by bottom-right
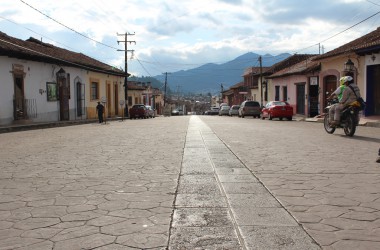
(96, 102), (104, 123)
(377, 148), (380, 163)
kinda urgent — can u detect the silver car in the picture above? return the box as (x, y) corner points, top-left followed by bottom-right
(218, 105), (230, 116)
(238, 101), (261, 118)
(145, 105), (155, 118)
(229, 105), (240, 116)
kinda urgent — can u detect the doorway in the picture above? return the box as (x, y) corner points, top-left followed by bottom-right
(282, 86), (288, 101)
(309, 77), (319, 117)
(296, 84), (305, 115)
(366, 65), (380, 116)
(13, 74), (25, 120)
(76, 81), (85, 117)
(323, 75), (337, 110)
(107, 83), (111, 118)
(57, 69), (70, 121)
(114, 84), (119, 116)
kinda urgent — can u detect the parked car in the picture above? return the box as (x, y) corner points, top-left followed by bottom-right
(207, 107), (220, 115)
(145, 105), (155, 118)
(219, 105), (230, 116)
(129, 104), (148, 119)
(238, 101), (261, 118)
(171, 109), (179, 116)
(261, 101), (293, 121)
(229, 105), (240, 116)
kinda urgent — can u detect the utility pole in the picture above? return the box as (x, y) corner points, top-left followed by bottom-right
(163, 72), (170, 107)
(176, 85), (180, 101)
(259, 56), (263, 107)
(117, 32), (136, 117)
(220, 83), (224, 105)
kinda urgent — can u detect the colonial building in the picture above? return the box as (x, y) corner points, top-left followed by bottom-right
(0, 32), (126, 125)
(313, 27), (380, 117)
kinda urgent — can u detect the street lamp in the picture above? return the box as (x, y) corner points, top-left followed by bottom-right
(344, 59), (354, 72)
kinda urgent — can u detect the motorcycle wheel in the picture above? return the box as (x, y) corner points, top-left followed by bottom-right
(324, 114), (335, 134)
(344, 115), (356, 137)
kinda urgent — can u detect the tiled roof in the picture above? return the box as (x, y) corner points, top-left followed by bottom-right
(230, 82), (244, 89)
(313, 27), (380, 60)
(0, 32), (125, 76)
(267, 56), (320, 78)
(243, 66), (270, 76)
(265, 54), (316, 75)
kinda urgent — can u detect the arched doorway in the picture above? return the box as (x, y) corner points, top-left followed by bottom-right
(75, 77), (85, 118)
(323, 75), (337, 109)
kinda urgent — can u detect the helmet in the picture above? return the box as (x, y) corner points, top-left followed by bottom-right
(339, 76), (353, 85)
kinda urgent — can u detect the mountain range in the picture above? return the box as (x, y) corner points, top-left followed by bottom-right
(153, 52), (291, 95)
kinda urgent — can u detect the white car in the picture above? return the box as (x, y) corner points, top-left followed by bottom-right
(145, 105), (155, 118)
(219, 105), (230, 116)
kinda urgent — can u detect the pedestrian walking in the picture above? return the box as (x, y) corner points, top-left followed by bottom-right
(96, 101), (104, 123)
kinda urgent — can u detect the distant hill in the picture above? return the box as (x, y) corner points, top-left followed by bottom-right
(153, 52), (291, 94)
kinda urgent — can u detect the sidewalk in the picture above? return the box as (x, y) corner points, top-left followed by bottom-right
(0, 117), (122, 134)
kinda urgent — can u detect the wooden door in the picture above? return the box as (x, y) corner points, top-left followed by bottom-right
(324, 75), (337, 110)
(58, 72), (70, 121)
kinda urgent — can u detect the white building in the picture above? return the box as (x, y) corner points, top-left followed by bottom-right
(0, 32), (125, 126)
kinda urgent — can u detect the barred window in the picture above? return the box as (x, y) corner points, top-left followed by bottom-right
(91, 82), (99, 100)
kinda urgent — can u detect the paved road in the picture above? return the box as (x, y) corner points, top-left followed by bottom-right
(0, 115), (379, 249)
(201, 115), (380, 250)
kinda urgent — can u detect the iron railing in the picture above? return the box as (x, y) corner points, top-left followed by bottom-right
(13, 98), (37, 120)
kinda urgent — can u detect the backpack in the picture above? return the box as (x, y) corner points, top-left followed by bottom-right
(348, 85), (366, 111)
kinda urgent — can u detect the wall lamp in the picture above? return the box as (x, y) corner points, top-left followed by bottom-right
(344, 59), (355, 72)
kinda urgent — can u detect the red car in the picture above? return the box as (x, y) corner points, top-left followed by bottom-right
(129, 104), (148, 119)
(261, 101), (293, 121)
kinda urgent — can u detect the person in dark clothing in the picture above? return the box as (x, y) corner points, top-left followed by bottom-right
(96, 102), (104, 123)
(377, 148), (380, 163)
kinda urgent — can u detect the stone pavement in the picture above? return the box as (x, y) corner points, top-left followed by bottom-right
(168, 116), (319, 249)
(0, 115), (379, 249)
(0, 117), (189, 250)
(200, 115), (380, 250)
(0, 116), (320, 250)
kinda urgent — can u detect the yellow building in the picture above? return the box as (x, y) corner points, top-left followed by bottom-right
(87, 72), (125, 119)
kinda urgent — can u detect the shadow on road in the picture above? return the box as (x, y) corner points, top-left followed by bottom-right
(338, 134), (380, 143)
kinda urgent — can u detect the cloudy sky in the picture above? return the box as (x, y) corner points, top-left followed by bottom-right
(1, 0), (380, 77)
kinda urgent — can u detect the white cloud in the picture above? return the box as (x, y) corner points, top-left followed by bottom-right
(0, 0), (376, 77)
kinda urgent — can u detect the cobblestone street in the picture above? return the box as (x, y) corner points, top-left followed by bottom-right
(0, 115), (379, 249)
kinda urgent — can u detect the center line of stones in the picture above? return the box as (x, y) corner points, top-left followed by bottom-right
(199, 123), (247, 250)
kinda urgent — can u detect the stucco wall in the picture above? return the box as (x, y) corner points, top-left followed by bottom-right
(0, 56), (127, 125)
(86, 72), (124, 119)
(0, 57), (86, 125)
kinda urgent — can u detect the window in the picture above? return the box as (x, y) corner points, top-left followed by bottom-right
(275, 86), (280, 101)
(283, 86), (288, 101)
(91, 82), (99, 100)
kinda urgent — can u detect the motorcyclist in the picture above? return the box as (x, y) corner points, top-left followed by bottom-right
(329, 75), (361, 126)
(328, 76), (349, 126)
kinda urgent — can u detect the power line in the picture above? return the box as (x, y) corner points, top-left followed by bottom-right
(0, 15), (77, 52)
(295, 10), (380, 54)
(19, 0), (119, 50)
(320, 11), (380, 43)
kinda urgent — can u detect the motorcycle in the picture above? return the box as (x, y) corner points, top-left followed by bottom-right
(323, 99), (361, 137)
